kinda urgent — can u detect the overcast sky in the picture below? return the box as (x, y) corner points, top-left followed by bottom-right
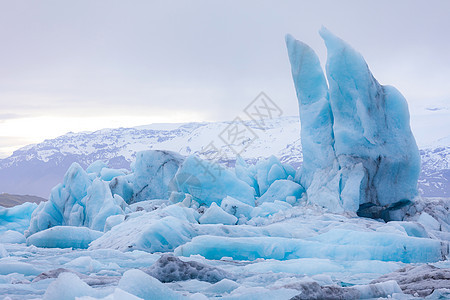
(0, 0), (449, 158)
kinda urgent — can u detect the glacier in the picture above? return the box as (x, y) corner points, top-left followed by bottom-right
(286, 28), (421, 218)
(0, 29), (449, 300)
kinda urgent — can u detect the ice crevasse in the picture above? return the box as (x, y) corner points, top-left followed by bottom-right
(285, 27), (420, 217)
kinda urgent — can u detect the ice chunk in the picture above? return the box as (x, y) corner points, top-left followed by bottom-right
(86, 160), (108, 175)
(287, 280), (401, 300)
(250, 201), (292, 219)
(243, 258), (400, 278)
(84, 179), (125, 231)
(426, 289), (450, 300)
(286, 29), (420, 214)
(285, 34), (335, 191)
(234, 156), (258, 193)
(171, 155), (255, 207)
(78, 288), (143, 300)
(372, 264), (450, 297)
(255, 156), (293, 196)
(0, 260), (43, 275)
(320, 27), (420, 208)
(221, 286), (298, 300)
(417, 212), (441, 231)
(144, 254), (229, 283)
(311, 229), (443, 263)
(257, 180), (304, 204)
(175, 235), (298, 260)
(64, 256), (105, 273)
(100, 168), (127, 181)
(0, 202), (37, 234)
(89, 215), (196, 252)
(109, 176), (134, 204)
(43, 272), (97, 300)
(353, 280), (402, 299)
(0, 244), (8, 258)
(104, 214), (125, 232)
(175, 229), (442, 263)
(203, 279), (239, 295)
(118, 269), (185, 300)
(27, 163), (92, 236)
(387, 221), (429, 238)
(160, 205), (200, 224)
(199, 203), (238, 225)
(27, 164), (127, 236)
(0, 230), (26, 243)
(26, 226), (103, 249)
(32, 268), (82, 282)
(132, 150), (184, 202)
(220, 196), (254, 219)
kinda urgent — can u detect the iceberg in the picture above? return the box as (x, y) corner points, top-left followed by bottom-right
(175, 229), (442, 263)
(26, 226), (103, 249)
(43, 272), (99, 300)
(254, 156), (295, 196)
(286, 28), (420, 217)
(89, 215), (196, 252)
(170, 155), (255, 207)
(0, 230), (26, 243)
(0, 202), (37, 234)
(118, 269), (185, 300)
(131, 150), (184, 202)
(257, 179), (304, 204)
(220, 196), (254, 219)
(26, 164), (126, 236)
(26, 163), (93, 236)
(199, 203), (238, 225)
(26, 150), (184, 237)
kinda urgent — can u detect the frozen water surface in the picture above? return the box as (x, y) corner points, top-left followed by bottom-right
(1, 29), (449, 299)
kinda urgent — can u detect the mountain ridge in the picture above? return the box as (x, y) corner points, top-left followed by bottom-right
(0, 115), (448, 199)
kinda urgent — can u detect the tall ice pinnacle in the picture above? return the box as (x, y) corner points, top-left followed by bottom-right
(286, 28), (420, 218)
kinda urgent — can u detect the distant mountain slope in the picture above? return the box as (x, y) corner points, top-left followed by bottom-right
(0, 193), (46, 208)
(0, 113), (448, 199)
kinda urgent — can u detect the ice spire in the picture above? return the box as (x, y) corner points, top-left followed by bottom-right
(286, 28), (420, 218)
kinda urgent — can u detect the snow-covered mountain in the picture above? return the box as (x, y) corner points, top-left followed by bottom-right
(0, 114), (448, 198)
